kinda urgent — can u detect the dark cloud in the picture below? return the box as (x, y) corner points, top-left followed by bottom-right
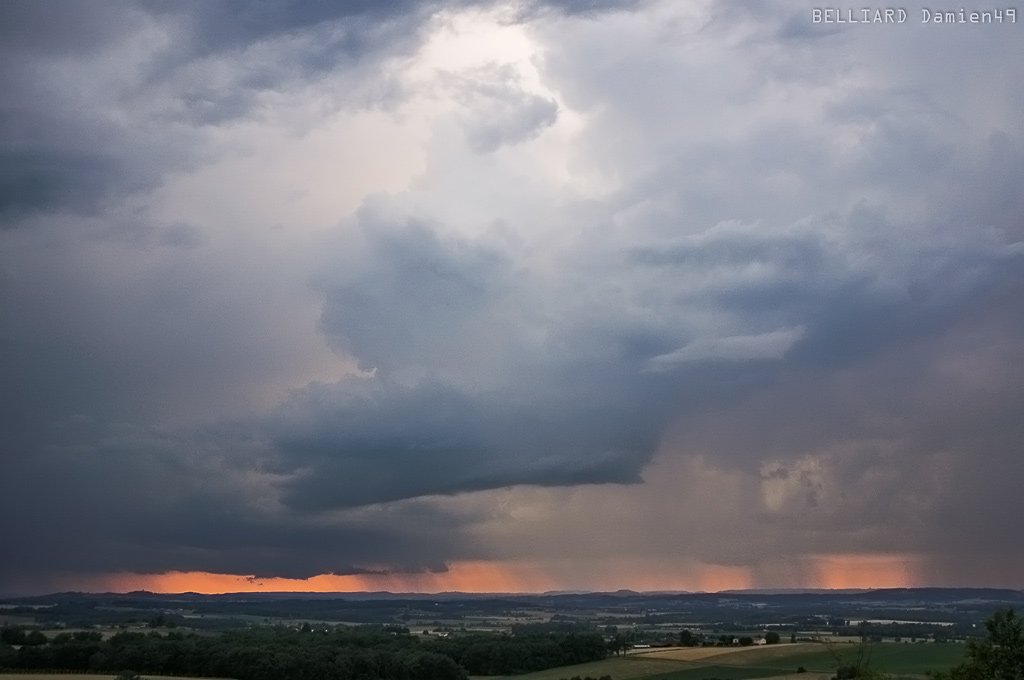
(0, 3), (159, 219)
(268, 377), (654, 511)
(0, 420), (474, 582)
(0, 0), (642, 220)
(0, 1), (145, 57)
(317, 219), (512, 374)
(251, 202), (1020, 517)
(0, 1), (418, 220)
(0, 150), (135, 219)
(147, 0), (427, 50)
(1, 0), (1023, 590)
(7, 205), (1021, 583)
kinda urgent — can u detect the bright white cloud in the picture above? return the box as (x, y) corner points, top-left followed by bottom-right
(647, 326), (805, 370)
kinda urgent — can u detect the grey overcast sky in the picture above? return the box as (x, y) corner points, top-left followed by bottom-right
(1, 0), (1023, 595)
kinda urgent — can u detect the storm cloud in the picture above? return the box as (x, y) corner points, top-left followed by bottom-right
(1, 0), (1023, 592)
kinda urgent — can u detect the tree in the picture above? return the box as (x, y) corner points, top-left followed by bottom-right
(607, 634), (629, 656)
(765, 631), (780, 645)
(1, 628), (27, 646)
(24, 630), (48, 646)
(936, 608), (1024, 680)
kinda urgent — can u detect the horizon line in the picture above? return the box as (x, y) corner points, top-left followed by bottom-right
(6, 585), (1024, 599)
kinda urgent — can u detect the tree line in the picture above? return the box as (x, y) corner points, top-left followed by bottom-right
(428, 631), (607, 675)
(0, 625), (608, 680)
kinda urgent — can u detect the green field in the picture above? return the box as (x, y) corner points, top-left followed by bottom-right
(498, 643), (966, 680)
(492, 657), (689, 680)
(747, 643), (966, 677)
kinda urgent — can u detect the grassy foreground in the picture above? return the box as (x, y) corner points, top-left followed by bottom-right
(0, 676), (234, 680)
(497, 642), (966, 680)
(0, 643), (965, 680)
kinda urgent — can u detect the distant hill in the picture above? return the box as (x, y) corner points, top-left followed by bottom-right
(7, 586), (1023, 607)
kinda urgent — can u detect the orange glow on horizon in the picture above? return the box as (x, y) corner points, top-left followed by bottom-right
(98, 560), (754, 595)
(82, 554), (922, 595)
(810, 553), (919, 589)
(105, 562), (563, 595)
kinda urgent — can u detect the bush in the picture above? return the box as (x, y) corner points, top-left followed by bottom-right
(934, 607), (1024, 680)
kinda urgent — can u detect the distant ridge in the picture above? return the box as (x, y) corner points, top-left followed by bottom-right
(719, 588), (871, 595)
(5, 586), (1023, 603)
